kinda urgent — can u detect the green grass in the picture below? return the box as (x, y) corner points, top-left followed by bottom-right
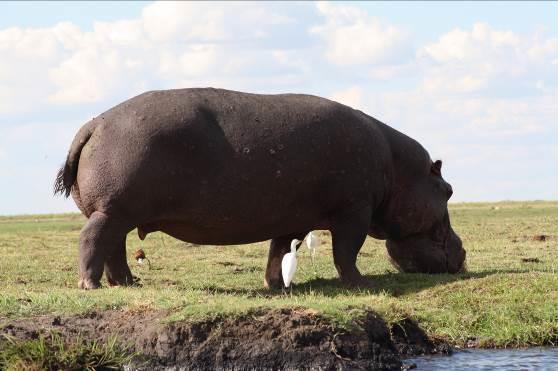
(0, 333), (136, 371)
(1, 201), (557, 348)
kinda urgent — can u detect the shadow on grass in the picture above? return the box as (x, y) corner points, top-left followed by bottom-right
(196, 269), (535, 298)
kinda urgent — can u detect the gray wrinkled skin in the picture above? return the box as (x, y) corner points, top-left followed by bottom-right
(54, 88), (465, 289)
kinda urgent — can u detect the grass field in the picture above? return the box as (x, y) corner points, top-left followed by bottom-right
(1, 201), (557, 350)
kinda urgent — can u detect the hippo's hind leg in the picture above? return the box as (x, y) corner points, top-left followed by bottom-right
(78, 211), (132, 289)
(264, 232), (307, 289)
(104, 235), (135, 287)
(330, 206), (372, 286)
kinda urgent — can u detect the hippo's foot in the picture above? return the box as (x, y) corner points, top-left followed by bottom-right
(105, 261), (138, 287)
(106, 271), (137, 287)
(78, 277), (101, 290)
(340, 273), (374, 289)
(263, 276), (283, 290)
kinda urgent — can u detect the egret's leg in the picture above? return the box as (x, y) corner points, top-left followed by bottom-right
(330, 206), (372, 286)
(264, 232), (307, 289)
(312, 247), (318, 275)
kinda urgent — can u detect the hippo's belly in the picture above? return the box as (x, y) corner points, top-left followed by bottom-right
(135, 161), (349, 244)
(138, 212), (331, 245)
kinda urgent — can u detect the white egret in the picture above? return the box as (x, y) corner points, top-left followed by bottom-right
(305, 231), (319, 265)
(282, 239), (302, 290)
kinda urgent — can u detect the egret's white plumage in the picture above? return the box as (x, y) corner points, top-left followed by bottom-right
(305, 231), (319, 262)
(282, 239), (302, 288)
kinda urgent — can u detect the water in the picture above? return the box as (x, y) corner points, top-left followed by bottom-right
(406, 348), (558, 370)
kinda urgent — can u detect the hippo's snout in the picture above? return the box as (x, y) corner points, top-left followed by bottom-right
(386, 226), (466, 274)
(446, 228), (466, 273)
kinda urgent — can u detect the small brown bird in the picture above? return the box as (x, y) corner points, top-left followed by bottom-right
(134, 249), (151, 269)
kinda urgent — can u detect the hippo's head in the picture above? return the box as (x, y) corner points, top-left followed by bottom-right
(376, 159), (466, 273)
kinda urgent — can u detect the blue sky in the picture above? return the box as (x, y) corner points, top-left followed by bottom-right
(1, 1), (557, 215)
(0, 1), (146, 30)
(3, 2), (557, 35)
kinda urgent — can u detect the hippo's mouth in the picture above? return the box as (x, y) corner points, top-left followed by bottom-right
(385, 226), (466, 274)
(434, 226), (465, 273)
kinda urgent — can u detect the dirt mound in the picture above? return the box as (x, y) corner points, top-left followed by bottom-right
(390, 318), (452, 357)
(1, 308), (447, 370)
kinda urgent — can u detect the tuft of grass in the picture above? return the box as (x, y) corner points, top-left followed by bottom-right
(0, 333), (136, 371)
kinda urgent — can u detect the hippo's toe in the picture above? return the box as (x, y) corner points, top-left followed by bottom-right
(341, 273), (373, 289)
(263, 276), (284, 290)
(78, 278), (101, 290)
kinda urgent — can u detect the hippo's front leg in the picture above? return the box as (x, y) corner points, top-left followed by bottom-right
(78, 211), (132, 289)
(264, 232), (306, 289)
(330, 206), (372, 287)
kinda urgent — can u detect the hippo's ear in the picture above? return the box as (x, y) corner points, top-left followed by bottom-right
(431, 160), (442, 175)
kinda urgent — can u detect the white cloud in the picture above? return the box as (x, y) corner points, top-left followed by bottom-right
(368, 63), (413, 80)
(311, 2), (410, 66)
(142, 2), (294, 43)
(142, 2), (226, 42)
(272, 50), (310, 73)
(401, 23), (558, 150)
(93, 19), (145, 45)
(422, 74), (486, 94)
(329, 86), (364, 110)
(422, 23), (520, 63)
(49, 48), (121, 104)
(157, 45), (220, 80)
(419, 22), (558, 95)
(0, 2), (305, 111)
(0, 24), (73, 113)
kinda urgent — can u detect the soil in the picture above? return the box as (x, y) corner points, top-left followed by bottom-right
(532, 234), (549, 242)
(0, 308), (450, 370)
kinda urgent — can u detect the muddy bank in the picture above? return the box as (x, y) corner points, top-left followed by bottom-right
(1, 308), (450, 370)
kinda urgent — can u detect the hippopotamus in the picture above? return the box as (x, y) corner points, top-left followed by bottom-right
(54, 88), (465, 289)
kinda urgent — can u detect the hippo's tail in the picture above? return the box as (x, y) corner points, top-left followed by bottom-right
(54, 120), (97, 198)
